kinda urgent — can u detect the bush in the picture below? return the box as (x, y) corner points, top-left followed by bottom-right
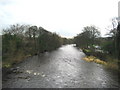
(2, 24), (63, 68)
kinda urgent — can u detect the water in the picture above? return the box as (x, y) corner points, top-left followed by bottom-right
(2, 45), (120, 88)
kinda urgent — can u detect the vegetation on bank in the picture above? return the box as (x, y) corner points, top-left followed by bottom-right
(73, 21), (120, 71)
(2, 24), (71, 68)
(0, 35), (2, 68)
(2, 18), (120, 71)
(83, 56), (119, 70)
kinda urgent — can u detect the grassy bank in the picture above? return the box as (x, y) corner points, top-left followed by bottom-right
(82, 48), (119, 71)
(2, 24), (66, 69)
(83, 56), (119, 70)
(2, 51), (32, 68)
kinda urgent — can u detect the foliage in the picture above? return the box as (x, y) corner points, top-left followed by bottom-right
(74, 26), (101, 48)
(83, 56), (107, 65)
(38, 32), (62, 52)
(101, 20), (120, 60)
(2, 24), (65, 68)
(83, 56), (119, 70)
(61, 38), (73, 45)
(101, 40), (115, 56)
(116, 24), (120, 60)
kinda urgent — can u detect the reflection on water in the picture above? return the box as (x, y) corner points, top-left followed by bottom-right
(3, 45), (119, 88)
(26, 70), (43, 77)
(26, 70), (33, 74)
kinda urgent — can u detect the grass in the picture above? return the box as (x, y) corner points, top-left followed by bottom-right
(83, 49), (91, 52)
(82, 47), (119, 71)
(2, 51), (32, 68)
(83, 56), (107, 65)
(83, 56), (119, 70)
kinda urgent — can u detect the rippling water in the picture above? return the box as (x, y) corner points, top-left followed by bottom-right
(2, 45), (120, 88)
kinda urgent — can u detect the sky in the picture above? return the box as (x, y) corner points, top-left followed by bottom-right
(0, 0), (119, 38)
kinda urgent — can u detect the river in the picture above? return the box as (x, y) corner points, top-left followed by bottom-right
(2, 45), (120, 88)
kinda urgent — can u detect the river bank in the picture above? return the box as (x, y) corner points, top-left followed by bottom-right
(81, 48), (120, 72)
(2, 45), (120, 88)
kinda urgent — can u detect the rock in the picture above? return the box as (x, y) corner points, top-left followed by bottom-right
(18, 76), (30, 79)
(41, 74), (46, 77)
(10, 67), (23, 74)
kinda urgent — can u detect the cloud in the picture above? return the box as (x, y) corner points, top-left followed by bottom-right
(0, 0), (14, 6)
(0, 0), (119, 37)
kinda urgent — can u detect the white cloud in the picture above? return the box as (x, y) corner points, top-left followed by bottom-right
(0, 0), (119, 37)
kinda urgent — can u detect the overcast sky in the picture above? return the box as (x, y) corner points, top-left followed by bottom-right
(0, 0), (119, 38)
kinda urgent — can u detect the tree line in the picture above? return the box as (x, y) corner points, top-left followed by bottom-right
(2, 20), (120, 68)
(73, 20), (120, 68)
(2, 24), (71, 67)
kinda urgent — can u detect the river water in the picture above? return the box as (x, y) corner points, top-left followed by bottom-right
(2, 45), (120, 88)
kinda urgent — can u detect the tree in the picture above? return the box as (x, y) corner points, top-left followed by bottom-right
(38, 29), (62, 53)
(74, 26), (101, 48)
(103, 17), (119, 58)
(116, 23), (120, 60)
(82, 26), (100, 45)
(2, 24), (63, 67)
